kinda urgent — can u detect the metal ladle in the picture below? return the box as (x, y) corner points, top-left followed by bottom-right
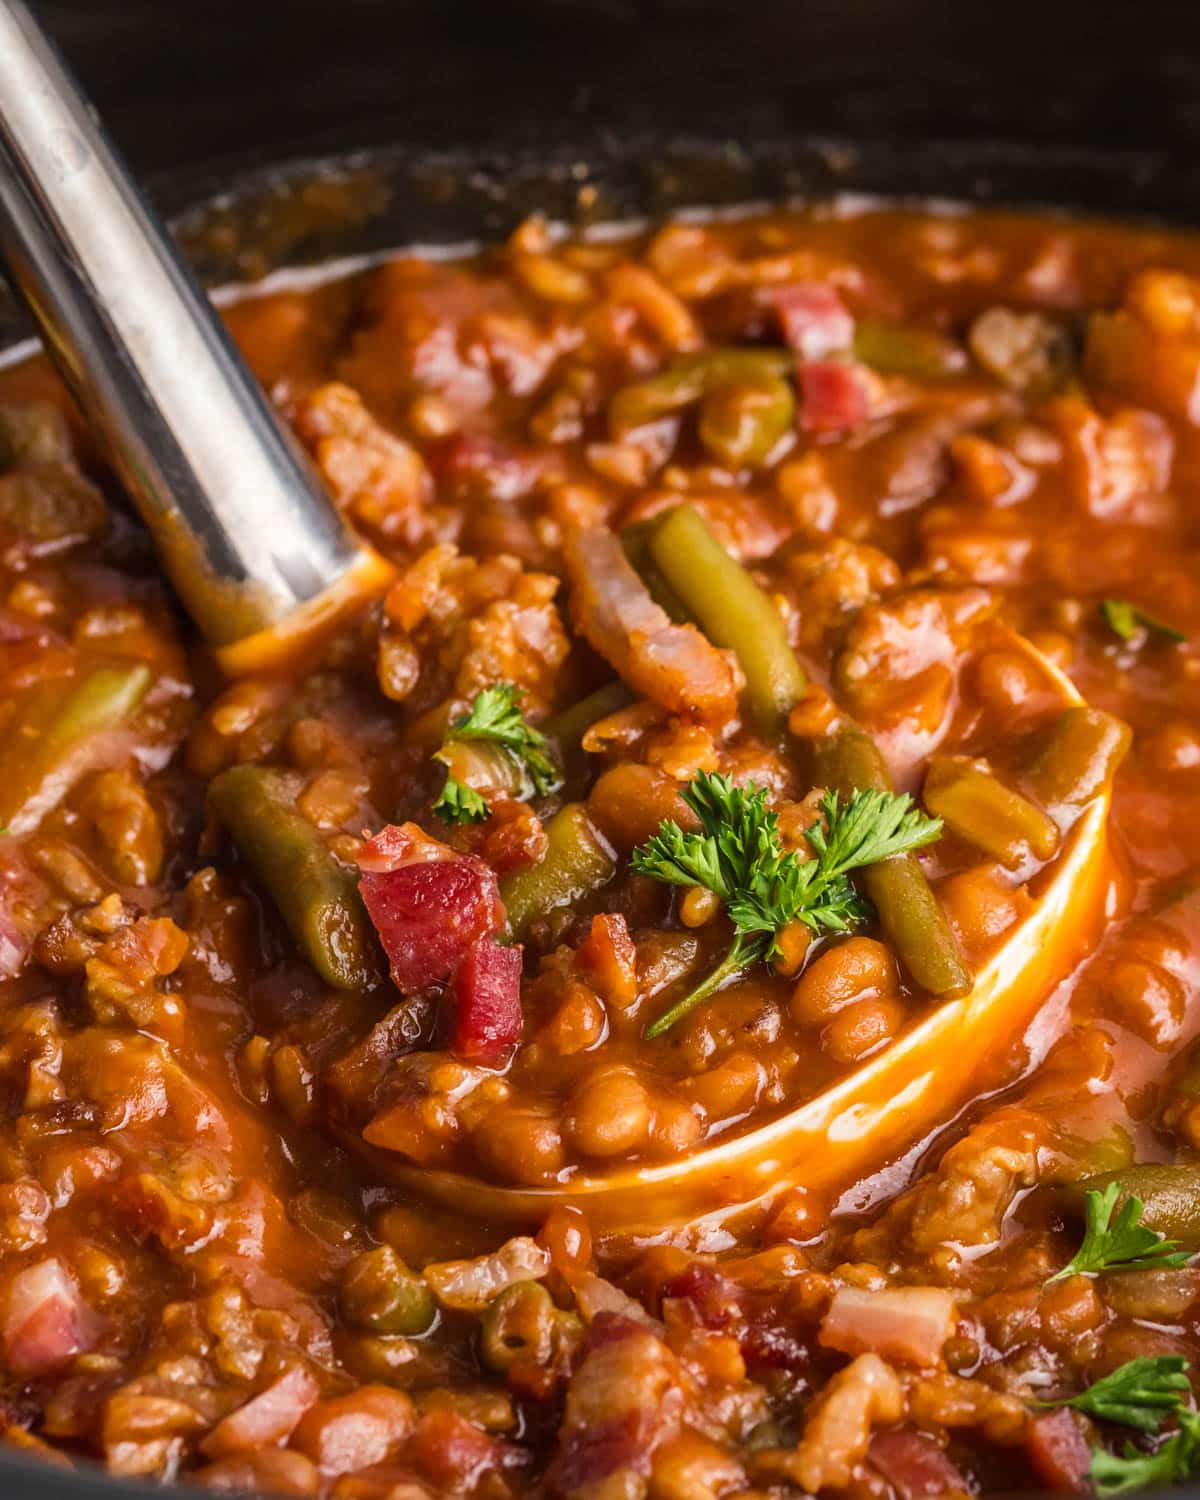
(0, 0), (391, 671)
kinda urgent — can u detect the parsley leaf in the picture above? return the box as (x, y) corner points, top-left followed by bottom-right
(1100, 599), (1186, 646)
(1040, 1356), (1191, 1435)
(1047, 1183), (1191, 1284)
(1091, 1411), (1200, 1497)
(432, 777), (489, 826)
(431, 684), (560, 824)
(633, 772), (942, 1037)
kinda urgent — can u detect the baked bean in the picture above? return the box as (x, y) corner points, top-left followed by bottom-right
(1146, 721), (1200, 775)
(564, 1066), (653, 1158)
(681, 1051), (765, 1122)
(820, 996), (904, 1063)
(790, 937), (897, 1028)
(1102, 958), (1185, 1049)
(474, 1103), (566, 1186)
(587, 763), (698, 852)
(938, 863), (1030, 961)
(974, 649), (1045, 713)
(648, 1096), (704, 1155)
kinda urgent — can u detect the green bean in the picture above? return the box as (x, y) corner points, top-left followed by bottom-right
(853, 318), (967, 379)
(480, 1281), (556, 1370)
(609, 348), (794, 437)
(1025, 707), (1132, 814)
(0, 662), (152, 836)
(698, 377), (795, 467)
(339, 1246), (437, 1336)
(924, 755), (1060, 868)
(500, 802), (617, 942)
(1069, 1164), (1200, 1252)
(542, 682), (633, 757)
(208, 764), (375, 990)
(814, 726), (972, 998)
(645, 503), (807, 739)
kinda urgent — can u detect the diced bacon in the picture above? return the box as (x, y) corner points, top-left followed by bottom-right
(449, 936), (523, 1065)
(574, 1278), (664, 1334)
(869, 1427), (969, 1498)
(563, 527), (739, 721)
(3, 1257), (96, 1374)
(200, 1366), (321, 1459)
(291, 1386), (414, 1476)
(358, 825), (504, 992)
(1026, 1408), (1093, 1494)
(798, 360), (870, 433)
(436, 431), (553, 503)
(0, 905), (28, 980)
(820, 1286), (958, 1368)
(765, 283), (854, 358)
(424, 1235), (549, 1312)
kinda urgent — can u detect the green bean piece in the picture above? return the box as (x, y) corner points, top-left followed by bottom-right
(0, 662), (152, 836)
(208, 764), (375, 990)
(609, 347), (794, 438)
(646, 503), (807, 740)
(542, 682), (634, 756)
(853, 318), (967, 379)
(500, 802), (617, 942)
(339, 1246), (437, 1336)
(698, 377), (795, 467)
(1025, 707), (1133, 814)
(814, 726), (972, 998)
(924, 755), (1060, 868)
(480, 1281), (557, 1370)
(1070, 1165), (1200, 1252)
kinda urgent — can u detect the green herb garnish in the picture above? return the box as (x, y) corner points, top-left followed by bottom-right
(1100, 599), (1186, 646)
(1039, 1357), (1191, 1435)
(1047, 1183), (1191, 1284)
(1091, 1410), (1200, 1497)
(632, 771), (943, 1037)
(432, 684), (558, 825)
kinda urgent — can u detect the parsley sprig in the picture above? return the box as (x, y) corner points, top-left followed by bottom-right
(1100, 599), (1186, 647)
(1047, 1183), (1191, 1284)
(1092, 1410), (1200, 1497)
(632, 771), (943, 1037)
(1039, 1356), (1192, 1435)
(432, 684), (559, 825)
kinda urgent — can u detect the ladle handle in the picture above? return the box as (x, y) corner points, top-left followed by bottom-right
(0, 0), (388, 656)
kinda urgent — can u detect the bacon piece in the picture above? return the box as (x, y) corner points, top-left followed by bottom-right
(765, 283), (854, 358)
(193, 1448), (321, 1495)
(3, 1258), (96, 1374)
(1026, 1409), (1092, 1494)
(820, 1286), (958, 1368)
(358, 824), (504, 992)
(869, 1427), (969, 1498)
(291, 1386), (414, 1476)
(450, 936), (523, 1065)
(200, 1366), (321, 1459)
(563, 527), (739, 720)
(798, 360), (871, 433)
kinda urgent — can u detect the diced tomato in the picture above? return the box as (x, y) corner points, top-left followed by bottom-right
(869, 1427), (969, 1498)
(1026, 1409), (1093, 1494)
(358, 824), (504, 992)
(450, 936), (523, 1066)
(291, 1386), (413, 1476)
(798, 360), (870, 433)
(3, 1258), (96, 1374)
(200, 1365), (320, 1459)
(820, 1286), (958, 1368)
(765, 283), (854, 358)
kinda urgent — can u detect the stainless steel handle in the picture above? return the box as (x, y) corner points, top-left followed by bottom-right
(0, 0), (383, 650)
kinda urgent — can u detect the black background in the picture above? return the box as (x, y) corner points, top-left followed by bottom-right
(26, 0), (1200, 180)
